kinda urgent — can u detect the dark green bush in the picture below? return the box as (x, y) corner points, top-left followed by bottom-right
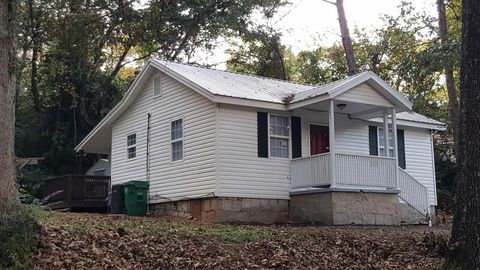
(0, 209), (42, 269)
(17, 166), (48, 204)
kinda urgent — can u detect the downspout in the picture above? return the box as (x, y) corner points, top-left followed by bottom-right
(146, 112), (151, 214)
(146, 112), (151, 182)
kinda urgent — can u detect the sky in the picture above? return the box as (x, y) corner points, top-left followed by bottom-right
(199, 0), (437, 69)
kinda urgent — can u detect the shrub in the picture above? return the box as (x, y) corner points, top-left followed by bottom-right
(17, 166), (48, 204)
(0, 209), (42, 269)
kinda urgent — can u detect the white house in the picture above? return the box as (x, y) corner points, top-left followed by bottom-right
(75, 59), (445, 225)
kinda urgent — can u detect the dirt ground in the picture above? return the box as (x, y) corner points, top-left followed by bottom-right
(31, 212), (450, 270)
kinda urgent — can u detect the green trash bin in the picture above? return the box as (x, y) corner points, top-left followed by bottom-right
(123, 181), (149, 216)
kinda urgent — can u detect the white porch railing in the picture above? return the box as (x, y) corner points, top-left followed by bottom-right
(291, 153), (330, 188)
(290, 153), (430, 217)
(335, 153), (396, 189)
(291, 153), (396, 189)
(398, 168), (429, 216)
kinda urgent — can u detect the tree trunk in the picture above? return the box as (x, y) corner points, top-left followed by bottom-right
(336, 0), (357, 75)
(447, 0), (480, 268)
(436, 0), (460, 153)
(0, 0), (19, 216)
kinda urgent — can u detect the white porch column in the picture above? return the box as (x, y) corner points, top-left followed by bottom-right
(392, 107), (399, 189)
(329, 99), (336, 187)
(383, 109), (389, 157)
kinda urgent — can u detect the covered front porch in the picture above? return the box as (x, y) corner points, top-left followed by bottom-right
(287, 83), (430, 217)
(290, 94), (402, 190)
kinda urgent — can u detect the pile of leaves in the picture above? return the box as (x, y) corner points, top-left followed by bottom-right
(32, 212), (449, 269)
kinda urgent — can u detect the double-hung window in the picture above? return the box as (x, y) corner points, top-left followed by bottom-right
(269, 115), (290, 158)
(127, 133), (136, 159)
(171, 119), (183, 161)
(378, 127), (393, 157)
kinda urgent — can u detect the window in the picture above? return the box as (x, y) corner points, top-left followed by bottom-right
(171, 119), (183, 161)
(269, 115), (290, 158)
(127, 133), (136, 159)
(153, 75), (162, 97)
(378, 128), (393, 157)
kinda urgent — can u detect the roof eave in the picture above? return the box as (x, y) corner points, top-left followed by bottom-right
(75, 60), (155, 152)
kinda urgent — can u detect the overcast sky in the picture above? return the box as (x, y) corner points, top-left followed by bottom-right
(198, 0), (437, 68)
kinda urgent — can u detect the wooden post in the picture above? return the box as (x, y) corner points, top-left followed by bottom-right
(392, 108), (399, 190)
(383, 110), (389, 157)
(329, 99), (336, 187)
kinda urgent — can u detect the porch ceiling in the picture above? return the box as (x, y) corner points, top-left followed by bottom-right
(300, 100), (386, 116)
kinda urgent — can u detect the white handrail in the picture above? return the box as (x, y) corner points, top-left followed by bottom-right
(397, 168), (430, 216)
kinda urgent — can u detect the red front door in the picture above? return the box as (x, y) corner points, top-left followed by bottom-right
(310, 125), (330, 155)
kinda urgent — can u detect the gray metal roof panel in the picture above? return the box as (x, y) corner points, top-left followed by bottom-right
(154, 60), (314, 103)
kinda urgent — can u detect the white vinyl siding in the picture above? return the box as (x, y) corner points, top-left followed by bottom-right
(217, 105), (291, 199)
(295, 109), (370, 157)
(111, 71), (216, 202)
(403, 128), (437, 205)
(336, 83), (393, 107)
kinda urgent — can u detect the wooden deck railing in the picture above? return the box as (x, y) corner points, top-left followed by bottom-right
(42, 175), (110, 210)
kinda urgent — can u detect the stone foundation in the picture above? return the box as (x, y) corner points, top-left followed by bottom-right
(396, 202), (430, 224)
(149, 192), (430, 225)
(149, 197), (288, 224)
(289, 189), (403, 225)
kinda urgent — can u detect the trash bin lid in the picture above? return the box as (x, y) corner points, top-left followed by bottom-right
(123, 180), (149, 189)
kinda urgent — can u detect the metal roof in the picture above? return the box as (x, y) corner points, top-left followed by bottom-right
(153, 60), (442, 127)
(153, 60), (314, 103)
(395, 112), (445, 126)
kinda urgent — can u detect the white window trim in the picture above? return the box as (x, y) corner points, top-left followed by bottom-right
(377, 127), (393, 157)
(170, 118), (184, 162)
(153, 74), (163, 99)
(126, 132), (137, 160)
(268, 114), (291, 159)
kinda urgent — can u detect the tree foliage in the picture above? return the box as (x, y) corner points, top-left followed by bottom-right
(15, 0), (285, 176)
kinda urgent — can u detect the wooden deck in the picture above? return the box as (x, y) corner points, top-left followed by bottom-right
(42, 175), (110, 210)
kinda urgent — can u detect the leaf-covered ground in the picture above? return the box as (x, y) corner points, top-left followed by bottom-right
(31, 212), (450, 269)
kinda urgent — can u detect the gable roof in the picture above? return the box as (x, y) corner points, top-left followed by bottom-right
(152, 60), (313, 103)
(152, 60), (412, 111)
(75, 59), (444, 152)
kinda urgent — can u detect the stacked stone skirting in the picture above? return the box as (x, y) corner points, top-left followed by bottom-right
(149, 191), (430, 225)
(149, 197), (288, 224)
(290, 191), (402, 225)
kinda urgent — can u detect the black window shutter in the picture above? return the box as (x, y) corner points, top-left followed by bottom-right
(369, 126), (378, 156)
(257, 112), (269, 158)
(291, 116), (302, 158)
(397, 129), (406, 169)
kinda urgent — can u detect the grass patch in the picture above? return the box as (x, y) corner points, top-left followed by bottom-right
(0, 208), (42, 269)
(38, 212), (267, 243)
(155, 223), (266, 242)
